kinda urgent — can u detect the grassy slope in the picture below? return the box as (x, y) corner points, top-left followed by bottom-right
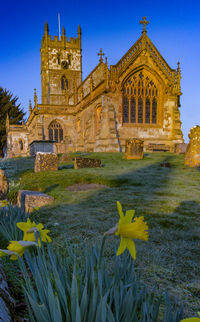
(1, 152), (200, 316)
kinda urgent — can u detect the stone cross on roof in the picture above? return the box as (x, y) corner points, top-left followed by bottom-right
(98, 48), (105, 63)
(140, 16), (149, 34)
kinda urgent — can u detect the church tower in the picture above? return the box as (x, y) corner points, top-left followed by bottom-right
(40, 22), (82, 105)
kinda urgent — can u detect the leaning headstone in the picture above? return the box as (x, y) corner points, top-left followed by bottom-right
(185, 126), (200, 167)
(18, 190), (54, 213)
(125, 139), (144, 160)
(174, 143), (188, 154)
(34, 152), (58, 173)
(74, 157), (101, 169)
(0, 170), (9, 200)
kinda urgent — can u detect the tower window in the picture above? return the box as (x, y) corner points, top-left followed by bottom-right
(57, 54), (61, 64)
(122, 72), (158, 125)
(61, 76), (68, 90)
(67, 54), (72, 65)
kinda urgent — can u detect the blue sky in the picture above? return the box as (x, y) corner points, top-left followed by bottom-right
(0, 0), (200, 142)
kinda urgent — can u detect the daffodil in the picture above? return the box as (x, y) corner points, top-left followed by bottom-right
(180, 313), (200, 322)
(0, 241), (37, 260)
(0, 200), (8, 207)
(180, 319), (200, 321)
(106, 201), (148, 259)
(17, 218), (52, 247)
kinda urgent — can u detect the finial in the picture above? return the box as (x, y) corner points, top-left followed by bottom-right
(45, 21), (49, 34)
(139, 16), (149, 34)
(62, 26), (65, 36)
(29, 100), (32, 114)
(177, 61), (180, 70)
(98, 48), (105, 63)
(78, 24), (81, 35)
(105, 56), (108, 65)
(34, 88), (37, 108)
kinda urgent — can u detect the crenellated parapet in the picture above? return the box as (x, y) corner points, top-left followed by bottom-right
(41, 22), (82, 105)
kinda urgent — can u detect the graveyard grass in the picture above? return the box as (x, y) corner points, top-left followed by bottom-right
(1, 152), (200, 317)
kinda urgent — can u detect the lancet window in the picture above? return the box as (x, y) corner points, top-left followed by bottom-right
(61, 76), (68, 90)
(123, 72), (158, 124)
(19, 140), (23, 151)
(48, 121), (63, 143)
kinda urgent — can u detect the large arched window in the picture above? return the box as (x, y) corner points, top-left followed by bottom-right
(48, 121), (63, 143)
(123, 71), (158, 124)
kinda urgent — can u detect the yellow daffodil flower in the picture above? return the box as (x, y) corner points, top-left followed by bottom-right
(1, 200), (8, 207)
(180, 313), (200, 322)
(17, 218), (52, 247)
(0, 249), (17, 259)
(180, 319), (200, 321)
(106, 201), (148, 259)
(0, 241), (37, 260)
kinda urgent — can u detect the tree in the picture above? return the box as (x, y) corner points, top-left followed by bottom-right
(0, 87), (25, 156)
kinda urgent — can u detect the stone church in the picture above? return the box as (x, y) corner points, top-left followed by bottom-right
(6, 17), (183, 158)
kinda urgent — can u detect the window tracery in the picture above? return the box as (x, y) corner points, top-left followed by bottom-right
(123, 71), (158, 125)
(48, 121), (63, 143)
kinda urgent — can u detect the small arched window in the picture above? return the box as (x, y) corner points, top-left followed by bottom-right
(19, 140), (23, 150)
(48, 121), (63, 143)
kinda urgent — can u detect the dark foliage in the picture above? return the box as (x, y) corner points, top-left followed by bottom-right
(0, 87), (25, 155)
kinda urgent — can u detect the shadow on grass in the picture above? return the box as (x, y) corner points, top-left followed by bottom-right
(44, 184), (60, 194)
(58, 164), (74, 170)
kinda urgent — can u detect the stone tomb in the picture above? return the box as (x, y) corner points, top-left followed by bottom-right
(185, 126), (200, 167)
(34, 152), (58, 173)
(0, 170), (9, 200)
(125, 139), (144, 160)
(18, 190), (54, 213)
(74, 157), (101, 169)
(30, 140), (55, 157)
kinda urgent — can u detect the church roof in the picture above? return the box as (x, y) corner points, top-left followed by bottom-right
(110, 20), (176, 83)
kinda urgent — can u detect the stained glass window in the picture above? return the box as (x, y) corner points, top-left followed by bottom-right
(145, 98), (150, 123)
(131, 98), (136, 123)
(123, 96), (129, 123)
(49, 121), (63, 142)
(152, 98), (157, 124)
(138, 98), (143, 123)
(122, 71), (158, 125)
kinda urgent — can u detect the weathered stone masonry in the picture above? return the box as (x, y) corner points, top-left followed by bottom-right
(6, 18), (183, 157)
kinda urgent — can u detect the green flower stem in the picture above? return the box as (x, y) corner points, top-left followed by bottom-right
(98, 234), (107, 269)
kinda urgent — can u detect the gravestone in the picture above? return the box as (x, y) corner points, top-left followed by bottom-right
(18, 190), (54, 213)
(125, 139), (144, 160)
(174, 143), (187, 154)
(185, 126), (200, 167)
(0, 170), (9, 200)
(34, 152), (58, 172)
(74, 157), (101, 169)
